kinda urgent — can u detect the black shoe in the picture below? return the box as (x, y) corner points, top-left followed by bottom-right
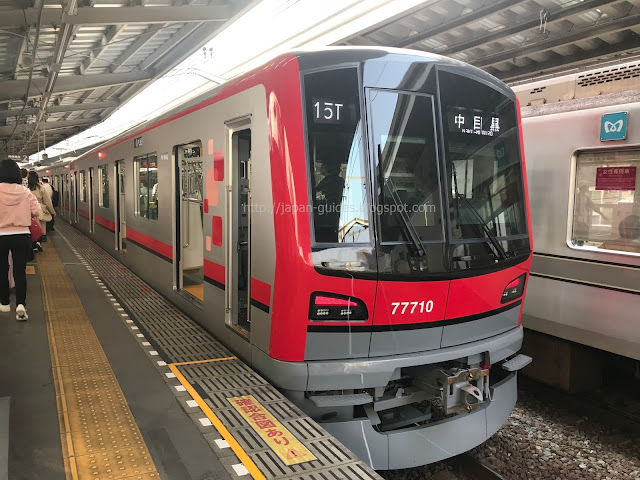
(35, 243), (43, 252)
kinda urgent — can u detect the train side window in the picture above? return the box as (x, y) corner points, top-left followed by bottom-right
(79, 170), (87, 202)
(304, 67), (370, 245)
(571, 149), (640, 254)
(98, 164), (109, 208)
(134, 153), (158, 220)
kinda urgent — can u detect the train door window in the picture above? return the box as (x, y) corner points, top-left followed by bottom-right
(303, 67), (370, 245)
(134, 153), (158, 220)
(79, 170), (87, 203)
(116, 160), (127, 251)
(571, 149), (640, 254)
(98, 164), (109, 208)
(175, 142), (204, 302)
(73, 172), (79, 222)
(226, 124), (252, 334)
(89, 167), (95, 233)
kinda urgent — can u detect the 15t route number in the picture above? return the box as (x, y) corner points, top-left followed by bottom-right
(391, 301), (434, 315)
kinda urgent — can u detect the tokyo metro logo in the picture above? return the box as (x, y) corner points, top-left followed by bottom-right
(600, 112), (627, 141)
(604, 120), (624, 133)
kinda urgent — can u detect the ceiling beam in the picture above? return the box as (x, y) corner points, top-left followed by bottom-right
(110, 26), (161, 73)
(473, 13), (640, 68)
(0, 101), (119, 119)
(497, 35), (640, 82)
(0, 118), (97, 137)
(439, 0), (626, 56)
(151, 23), (220, 77)
(138, 23), (198, 71)
(0, 5), (232, 27)
(392, 0), (527, 48)
(79, 25), (129, 74)
(0, 70), (152, 102)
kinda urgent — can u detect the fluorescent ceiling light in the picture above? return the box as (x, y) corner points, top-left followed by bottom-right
(32, 0), (431, 162)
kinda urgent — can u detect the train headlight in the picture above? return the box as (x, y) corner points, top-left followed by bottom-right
(501, 273), (527, 304)
(309, 292), (368, 321)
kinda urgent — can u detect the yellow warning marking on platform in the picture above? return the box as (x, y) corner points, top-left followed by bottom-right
(170, 356), (236, 367)
(228, 395), (317, 466)
(25, 265), (35, 274)
(37, 244), (159, 480)
(168, 364), (266, 480)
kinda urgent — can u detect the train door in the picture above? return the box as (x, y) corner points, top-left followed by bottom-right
(73, 172), (79, 223)
(89, 167), (95, 233)
(225, 120), (252, 334)
(174, 142), (204, 301)
(115, 160), (127, 251)
(59, 175), (64, 214)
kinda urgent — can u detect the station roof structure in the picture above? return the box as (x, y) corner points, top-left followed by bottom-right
(343, 0), (640, 84)
(0, 0), (253, 157)
(1, 0), (638, 162)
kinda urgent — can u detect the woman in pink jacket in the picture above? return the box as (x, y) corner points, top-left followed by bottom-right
(0, 159), (40, 320)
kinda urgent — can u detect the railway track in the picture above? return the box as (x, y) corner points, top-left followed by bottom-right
(518, 376), (640, 437)
(380, 454), (506, 480)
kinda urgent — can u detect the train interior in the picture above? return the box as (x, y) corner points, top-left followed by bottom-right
(176, 142), (205, 301)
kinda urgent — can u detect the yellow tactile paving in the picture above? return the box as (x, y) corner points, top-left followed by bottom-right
(37, 244), (160, 480)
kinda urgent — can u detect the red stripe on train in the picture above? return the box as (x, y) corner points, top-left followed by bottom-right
(204, 259), (225, 286)
(95, 215), (116, 232)
(126, 228), (173, 260)
(251, 278), (271, 308)
(78, 208), (90, 219)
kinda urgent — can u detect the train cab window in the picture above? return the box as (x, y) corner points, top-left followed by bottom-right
(79, 170), (87, 203)
(572, 149), (640, 254)
(98, 164), (109, 208)
(368, 90), (443, 244)
(304, 68), (370, 245)
(439, 70), (529, 269)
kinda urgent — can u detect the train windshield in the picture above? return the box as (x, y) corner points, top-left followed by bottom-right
(305, 68), (371, 245)
(304, 66), (529, 275)
(439, 71), (529, 270)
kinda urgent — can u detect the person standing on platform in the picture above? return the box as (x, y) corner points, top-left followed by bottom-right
(41, 178), (55, 232)
(0, 159), (41, 320)
(27, 171), (55, 246)
(21, 168), (28, 188)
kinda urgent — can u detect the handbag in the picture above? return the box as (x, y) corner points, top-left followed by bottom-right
(30, 217), (44, 242)
(39, 206), (53, 223)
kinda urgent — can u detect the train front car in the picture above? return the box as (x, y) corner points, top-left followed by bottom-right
(259, 49), (534, 470)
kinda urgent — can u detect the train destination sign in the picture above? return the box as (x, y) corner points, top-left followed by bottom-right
(312, 98), (356, 124)
(449, 107), (501, 137)
(227, 394), (316, 466)
(595, 166), (636, 191)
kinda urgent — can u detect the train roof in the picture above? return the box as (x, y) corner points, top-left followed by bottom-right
(72, 47), (510, 164)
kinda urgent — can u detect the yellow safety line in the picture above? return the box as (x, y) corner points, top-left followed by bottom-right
(38, 244), (159, 480)
(170, 356), (237, 367)
(41, 257), (79, 480)
(168, 364), (266, 480)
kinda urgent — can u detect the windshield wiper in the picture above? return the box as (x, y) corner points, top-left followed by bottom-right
(384, 177), (426, 258)
(456, 193), (508, 261)
(379, 144), (426, 258)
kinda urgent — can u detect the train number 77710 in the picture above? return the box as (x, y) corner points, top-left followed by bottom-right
(391, 301), (434, 315)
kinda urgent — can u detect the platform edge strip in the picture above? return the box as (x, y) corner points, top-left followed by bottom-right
(168, 363), (266, 480)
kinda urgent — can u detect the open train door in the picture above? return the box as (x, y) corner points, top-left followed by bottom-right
(224, 117), (253, 337)
(365, 87), (450, 357)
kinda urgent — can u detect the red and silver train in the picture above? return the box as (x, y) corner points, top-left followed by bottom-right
(46, 48), (533, 469)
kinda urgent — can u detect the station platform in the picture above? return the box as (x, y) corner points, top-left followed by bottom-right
(0, 221), (381, 480)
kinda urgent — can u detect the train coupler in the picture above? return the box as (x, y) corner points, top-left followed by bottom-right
(435, 368), (490, 415)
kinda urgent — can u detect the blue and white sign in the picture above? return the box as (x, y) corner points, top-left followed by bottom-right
(600, 112), (628, 141)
